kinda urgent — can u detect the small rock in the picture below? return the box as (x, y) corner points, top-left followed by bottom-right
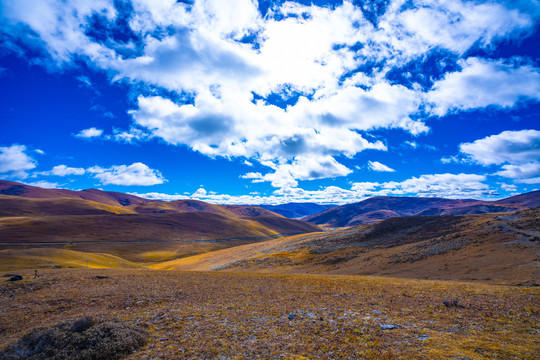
(159, 338), (169, 341)
(52, 265), (62, 269)
(418, 335), (430, 341)
(530, 283), (539, 287)
(95, 275), (108, 279)
(288, 314), (295, 320)
(380, 324), (399, 330)
(443, 299), (462, 308)
(8, 275), (22, 282)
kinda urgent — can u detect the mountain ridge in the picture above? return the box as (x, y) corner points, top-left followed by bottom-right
(303, 191), (540, 226)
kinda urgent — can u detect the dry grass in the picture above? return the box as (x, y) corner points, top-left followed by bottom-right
(159, 210), (539, 285)
(1, 269), (538, 359)
(0, 248), (145, 271)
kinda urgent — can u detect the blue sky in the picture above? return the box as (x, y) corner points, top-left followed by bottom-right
(0, 0), (539, 204)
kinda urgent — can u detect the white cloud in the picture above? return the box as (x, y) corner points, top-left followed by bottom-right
(517, 177), (540, 184)
(87, 162), (166, 186)
(76, 76), (92, 87)
(441, 155), (459, 164)
(368, 161), (395, 172)
(405, 141), (418, 149)
(40, 165), (86, 176)
(496, 162), (540, 180)
(241, 155), (353, 188)
(2, 0), (539, 190)
(500, 183), (517, 192)
(383, 0), (533, 55)
(428, 58), (540, 116)
(351, 173), (492, 199)
(23, 180), (60, 189)
(459, 129), (540, 166)
(0, 144), (37, 179)
(134, 172), (495, 205)
(75, 127), (104, 139)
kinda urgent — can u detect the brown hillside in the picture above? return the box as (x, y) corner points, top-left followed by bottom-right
(0, 180), (148, 207)
(0, 212), (311, 245)
(160, 208), (540, 285)
(304, 191), (540, 226)
(0, 195), (135, 217)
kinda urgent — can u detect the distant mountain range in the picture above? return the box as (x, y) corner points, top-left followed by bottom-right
(303, 191), (540, 227)
(259, 202), (335, 218)
(0, 181), (321, 251)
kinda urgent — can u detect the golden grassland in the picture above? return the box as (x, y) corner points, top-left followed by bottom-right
(146, 211), (540, 286)
(0, 248), (145, 271)
(1, 269), (538, 359)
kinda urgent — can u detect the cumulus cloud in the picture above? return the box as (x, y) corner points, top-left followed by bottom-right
(39, 165), (86, 176)
(368, 161), (395, 172)
(428, 58), (540, 115)
(133, 172), (494, 205)
(496, 162), (540, 180)
(2, 0), (539, 190)
(87, 162), (166, 186)
(0, 144), (37, 179)
(75, 127), (104, 139)
(459, 129), (540, 166)
(242, 155), (353, 188)
(361, 173), (492, 198)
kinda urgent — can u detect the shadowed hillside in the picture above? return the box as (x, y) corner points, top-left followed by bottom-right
(157, 208), (540, 285)
(304, 191), (540, 226)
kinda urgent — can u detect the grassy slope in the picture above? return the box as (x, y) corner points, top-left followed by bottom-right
(0, 248), (144, 271)
(0, 269), (537, 359)
(0, 212), (279, 243)
(156, 209), (539, 285)
(0, 195), (136, 217)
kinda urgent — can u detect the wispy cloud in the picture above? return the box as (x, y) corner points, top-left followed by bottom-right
(368, 161), (395, 172)
(75, 127), (104, 139)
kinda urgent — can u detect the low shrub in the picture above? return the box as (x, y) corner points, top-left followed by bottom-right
(1, 316), (148, 360)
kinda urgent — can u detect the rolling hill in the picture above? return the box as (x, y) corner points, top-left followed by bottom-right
(303, 191), (540, 226)
(155, 208), (540, 285)
(0, 181), (321, 261)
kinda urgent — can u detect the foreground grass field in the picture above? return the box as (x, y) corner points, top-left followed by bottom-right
(1, 269), (538, 359)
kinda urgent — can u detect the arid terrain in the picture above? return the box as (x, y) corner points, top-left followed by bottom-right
(160, 208), (539, 285)
(1, 269), (538, 359)
(0, 181), (538, 359)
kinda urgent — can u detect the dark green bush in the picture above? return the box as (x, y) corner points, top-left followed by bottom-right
(1, 316), (148, 360)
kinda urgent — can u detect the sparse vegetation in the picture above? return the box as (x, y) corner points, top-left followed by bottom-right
(0, 269), (538, 359)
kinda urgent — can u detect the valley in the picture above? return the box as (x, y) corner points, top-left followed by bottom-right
(0, 181), (538, 359)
